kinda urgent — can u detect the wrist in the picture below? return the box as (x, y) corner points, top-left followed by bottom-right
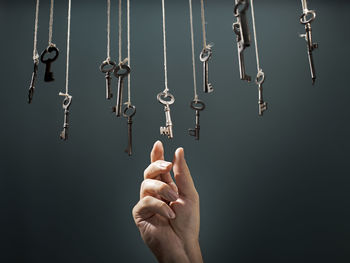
(184, 239), (203, 263)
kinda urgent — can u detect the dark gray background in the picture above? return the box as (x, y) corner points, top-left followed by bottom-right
(1, 0), (349, 262)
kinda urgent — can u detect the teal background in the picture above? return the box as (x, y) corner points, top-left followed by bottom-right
(1, 0), (349, 262)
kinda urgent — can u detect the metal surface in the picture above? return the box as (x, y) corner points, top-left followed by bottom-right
(40, 44), (59, 82)
(113, 64), (131, 117)
(188, 99), (205, 140)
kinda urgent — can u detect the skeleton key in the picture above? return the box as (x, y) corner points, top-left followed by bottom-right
(40, 44), (59, 82)
(157, 92), (175, 139)
(200, 47), (213, 93)
(256, 71), (267, 116)
(100, 60), (116, 99)
(188, 100), (205, 140)
(59, 93), (72, 141)
(300, 5), (318, 84)
(113, 64), (130, 117)
(233, 0), (251, 82)
(123, 104), (136, 156)
(28, 59), (39, 104)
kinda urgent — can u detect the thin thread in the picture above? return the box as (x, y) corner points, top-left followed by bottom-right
(33, 0), (40, 61)
(200, 0), (207, 49)
(48, 0), (54, 45)
(250, 0), (261, 72)
(301, 0), (308, 11)
(107, 0), (111, 60)
(189, 0), (198, 100)
(127, 0), (131, 104)
(65, 0), (72, 95)
(118, 0), (122, 64)
(161, 0), (169, 93)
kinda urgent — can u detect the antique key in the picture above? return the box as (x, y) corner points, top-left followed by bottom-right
(157, 92), (175, 139)
(233, 0), (251, 82)
(59, 93), (72, 141)
(300, 0), (318, 84)
(40, 44), (59, 82)
(188, 100), (205, 140)
(28, 59), (39, 104)
(113, 64), (131, 117)
(200, 47), (213, 93)
(100, 60), (116, 99)
(123, 104), (136, 156)
(256, 71), (267, 116)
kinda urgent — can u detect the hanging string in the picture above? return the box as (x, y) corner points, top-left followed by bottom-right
(200, 0), (207, 49)
(106, 0), (111, 61)
(48, 0), (54, 45)
(189, 0), (198, 101)
(118, 0), (122, 64)
(64, 0), (72, 95)
(250, 0), (261, 74)
(301, 0), (308, 12)
(33, 0), (40, 61)
(127, 0), (131, 105)
(161, 0), (169, 93)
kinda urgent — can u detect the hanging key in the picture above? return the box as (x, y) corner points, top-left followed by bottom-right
(59, 93), (72, 141)
(233, 0), (251, 82)
(300, 2), (318, 84)
(256, 70), (267, 116)
(113, 64), (130, 117)
(188, 100), (205, 140)
(200, 47), (213, 93)
(123, 104), (136, 156)
(40, 44), (59, 82)
(100, 60), (116, 99)
(157, 92), (175, 139)
(28, 59), (39, 104)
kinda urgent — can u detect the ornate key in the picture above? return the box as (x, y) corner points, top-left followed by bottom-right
(256, 71), (267, 116)
(123, 104), (136, 156)
(40, 44), (59, 82)
(200, 47), (213, 93)
(113, 64), (130, 117)
(100, 60), (116, 99)
(157, 92), (175, 139)
(188, 100), (205, 140)
(233, 0), (251, 82)
(28, 59), (39, 104)
(59, 93), (72, 141)
(300, 1), (318, 84)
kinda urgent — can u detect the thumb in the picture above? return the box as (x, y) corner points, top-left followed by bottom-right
(172, 148), (197, 199)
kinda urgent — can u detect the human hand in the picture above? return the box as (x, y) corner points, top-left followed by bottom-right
(132, 141), (203, 263)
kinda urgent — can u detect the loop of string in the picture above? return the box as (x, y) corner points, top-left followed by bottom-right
(33, 0), (40, 61)
(161, 0), (169, 94)
(48, 0), (54, 45)
(106, 0), (111, 61)
(189, 0), (198, 101)
(200, 0), (207, 49)
(250, 0), (262, 75)
(127, 0), (131, 105)
(64, 0), (72, 95)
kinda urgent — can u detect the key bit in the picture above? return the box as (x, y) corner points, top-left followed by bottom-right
(113, 64), (131, 117)
(40, 44), (59, 82)
(100, 59), (116, 99)
(188, 100), (205, 140)
(200, 47), (213, 93)
(59, 93), (72, 141)
(157, 92), (175, 139)
(123, 104), (136, 156)
(28, 59), (39, 104)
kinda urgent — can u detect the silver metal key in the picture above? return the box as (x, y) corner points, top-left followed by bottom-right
(113, 64), (130, 117)
(59, 93), (72, 141)
(188, 100), (205, 140)
(200, 47), (213, 93)
(28, 59), (39, 104)
(100, 60), (116, 99)
(123, 104), (136, 156)
(157, 92), (175, 139)
(256, 71), (267, 116)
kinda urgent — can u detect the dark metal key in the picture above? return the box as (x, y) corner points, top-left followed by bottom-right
(233, 0), (251, 82)
(200, 47), (213, 93)
(157, 92), (175, 139)
(40, 45), (59, 82)
(59, 93), (72, 141)
(188, 100), (205, 140)
(100, 60), (116, 99)
(113, 64), (131, 117)
(28, 59), (39, 104)
(123, 104), (136, 156)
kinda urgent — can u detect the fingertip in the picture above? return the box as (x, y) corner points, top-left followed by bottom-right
(175, 147), (185, 161)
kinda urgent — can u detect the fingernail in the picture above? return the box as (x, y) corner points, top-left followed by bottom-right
(158, 161), (171, 169)
(168, 210), (176, 219)
(167, 190), (178, 201)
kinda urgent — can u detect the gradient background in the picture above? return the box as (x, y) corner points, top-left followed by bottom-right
(1, 0), (349, 262)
